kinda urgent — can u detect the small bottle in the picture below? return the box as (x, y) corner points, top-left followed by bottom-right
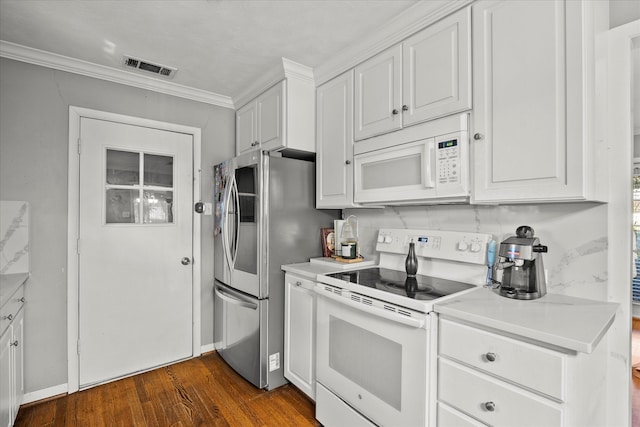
(340, 215), (358, 259)
(405, 240), (418, 276)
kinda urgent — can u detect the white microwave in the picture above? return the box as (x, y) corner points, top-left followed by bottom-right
(353, 121), (469, 205)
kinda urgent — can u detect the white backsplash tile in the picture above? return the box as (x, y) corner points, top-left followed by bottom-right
(0, 200), (30, 274)
(345, 202), (608, 300)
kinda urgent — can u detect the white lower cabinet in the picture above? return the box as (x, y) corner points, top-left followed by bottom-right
(284, 273), (316, 400)
(0, 285), (25, 427)
(437, 317), (607, 426)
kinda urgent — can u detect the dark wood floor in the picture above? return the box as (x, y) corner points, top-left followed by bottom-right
(15, 351), (320, 426)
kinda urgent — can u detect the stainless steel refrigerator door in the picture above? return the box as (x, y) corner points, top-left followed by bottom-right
(213, 280), (267, 389)
(214, 151), (262, 298)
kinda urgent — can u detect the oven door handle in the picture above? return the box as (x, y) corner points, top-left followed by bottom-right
(315, 287), (426, 329)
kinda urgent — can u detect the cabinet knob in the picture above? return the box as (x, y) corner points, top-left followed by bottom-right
(485, 352), (497, 362)
(295, 281), (302, 287)
(251, 141), (259, 147)
(18, 297), (25, 303)
(4, 314), (12, 321)
(345, 160), (352, 165)
(392, 109), (399, 115)
(10, 340), (18, 347)
(181, 257), (191, 265)
(402, 105), (408, 111)
(484, 401), (496, 412)
(473, 133), (483, 140)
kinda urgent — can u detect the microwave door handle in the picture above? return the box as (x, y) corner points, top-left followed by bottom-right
(314, 287), (426, 329)
(424, 139), (436, 189)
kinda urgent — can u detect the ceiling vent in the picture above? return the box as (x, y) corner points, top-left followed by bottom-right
(122, 55), (177, 78)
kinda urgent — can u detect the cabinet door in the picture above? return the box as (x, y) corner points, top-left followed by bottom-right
(354, 45), (402, 141)
(284, 274), (315, 400)
(472, 0), (585, 202)
(0, 328), (11, 427)
(236, 101), (257, 155)
(11, 309), (23, 420)
(316, 71), (355, 208)
(257, 82), (284, 152)
(403, 6), (471, 126)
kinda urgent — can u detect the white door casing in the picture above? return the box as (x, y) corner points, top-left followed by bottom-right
(67, 107), (201, 393)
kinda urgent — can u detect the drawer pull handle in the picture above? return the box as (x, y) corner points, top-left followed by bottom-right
(484, 401), (496, 412)
(3, 314), (13, 321)
(485, 352), (497, 362)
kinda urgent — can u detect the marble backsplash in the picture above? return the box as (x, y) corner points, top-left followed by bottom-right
(0, 200), (30, 274)
(344, 202), (609, 300)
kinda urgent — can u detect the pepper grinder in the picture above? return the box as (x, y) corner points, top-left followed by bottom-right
(405, 240), (418, 277)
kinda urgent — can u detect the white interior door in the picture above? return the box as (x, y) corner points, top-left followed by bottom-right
(78, 117), (193, 388)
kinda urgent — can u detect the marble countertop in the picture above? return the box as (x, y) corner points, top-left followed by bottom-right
(0, 273), (29, 309)
(434, 287), (618, 354)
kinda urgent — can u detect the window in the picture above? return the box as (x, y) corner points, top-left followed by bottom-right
(105, 149), (174, 224)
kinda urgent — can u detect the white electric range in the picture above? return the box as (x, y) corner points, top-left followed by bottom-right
(314, 228), (491, 427)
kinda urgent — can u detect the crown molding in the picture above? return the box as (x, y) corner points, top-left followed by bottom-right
(314, 0), (474, 86)
(233, 57), (314, 109)
(0, 40), (235, 109)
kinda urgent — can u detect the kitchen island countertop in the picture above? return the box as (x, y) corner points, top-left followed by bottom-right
(434, 287), (618, 354)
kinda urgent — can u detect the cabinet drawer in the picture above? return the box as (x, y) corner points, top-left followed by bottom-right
(439, 318), (565, 400)
(438, 358), (562, 427)
(0, 286), (25, 336)
(437, 402), (485, 427)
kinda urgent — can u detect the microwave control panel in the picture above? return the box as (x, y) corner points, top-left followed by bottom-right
(436, 138), (461, 185)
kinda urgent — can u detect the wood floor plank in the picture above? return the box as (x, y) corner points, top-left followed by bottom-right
(15, 352), (317, 426)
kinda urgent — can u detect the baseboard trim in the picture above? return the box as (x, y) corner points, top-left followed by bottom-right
(22, 383), (68, 405)
(200, 343), (215, 354)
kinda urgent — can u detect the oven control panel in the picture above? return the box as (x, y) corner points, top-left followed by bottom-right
(376, 228), (492, 264)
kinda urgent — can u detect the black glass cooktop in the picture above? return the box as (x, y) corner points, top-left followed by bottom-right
(326, 268), (475, 300)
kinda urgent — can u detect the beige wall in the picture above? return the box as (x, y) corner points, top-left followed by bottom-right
(0, 57), (235, 393)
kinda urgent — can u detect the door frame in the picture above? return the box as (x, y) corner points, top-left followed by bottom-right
(605, 19), (640, 427)
(66, 106), (202, 393)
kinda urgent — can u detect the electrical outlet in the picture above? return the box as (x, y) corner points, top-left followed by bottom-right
(269, 352), (280, 371)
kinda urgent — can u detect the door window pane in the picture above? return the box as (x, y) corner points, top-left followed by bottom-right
(143, 190), (173, 224)
(105, 149), (175, 225)
(106, 150), (139, 185)
(106, 189), (140, 223)
(144, 154), (174, 187)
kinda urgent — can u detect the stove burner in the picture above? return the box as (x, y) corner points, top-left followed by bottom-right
(327, 268), (475, 301)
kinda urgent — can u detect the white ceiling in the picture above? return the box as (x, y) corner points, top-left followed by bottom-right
(0, 0), (418, 104)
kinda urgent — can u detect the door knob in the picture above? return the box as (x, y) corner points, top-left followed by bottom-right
(181, 257), (191, 265)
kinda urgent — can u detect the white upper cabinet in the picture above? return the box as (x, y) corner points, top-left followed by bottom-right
(471, 0), (607, 203)
(236, 82), (284, 155)
(236, 99), (258, 155)
(316, 71), (358, 209)
(235, 59), (315, 156)
(354, 6), (471, 142)
(354, 45), (403, 141)
(403, 6), (471, 127)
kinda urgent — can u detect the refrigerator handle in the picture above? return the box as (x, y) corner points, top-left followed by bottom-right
(231, 174), (240, 266)
(215, 283), (258, 310)
(222, 174), (236, 271)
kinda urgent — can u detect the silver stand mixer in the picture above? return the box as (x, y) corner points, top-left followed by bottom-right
(495, 225), (548, 300)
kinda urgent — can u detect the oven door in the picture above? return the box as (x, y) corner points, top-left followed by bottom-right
(315, 287), (431, 427)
